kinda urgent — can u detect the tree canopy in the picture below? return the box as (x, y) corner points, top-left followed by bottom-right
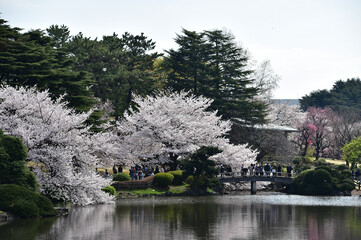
(0, 19), (95, 112)
(163, 29), (267, 124)
(300, 78), (361, 114)
(0, 85), (119, 205)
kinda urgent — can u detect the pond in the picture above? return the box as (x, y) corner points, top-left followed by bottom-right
(1, 193), (361, 240)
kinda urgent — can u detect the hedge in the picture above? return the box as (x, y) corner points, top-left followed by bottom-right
(113, 173), (131, 182)
(102, 186), (116, 195)
(0, 184), (57, 218)
(154, 173), (174, 187)
(168, 170), (183, 185)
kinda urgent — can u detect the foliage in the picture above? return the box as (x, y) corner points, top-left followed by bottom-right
(293, 107), (333, 159)
(0, 130), (38, 191)
(292, 156), (303, 165)
(342, 136), (361, 168)
(0, 19), (95, 112)
(292, 164), (354, 196)
(295, 169), (333, 195)
(154, 173), (174, 188)
(101, 186), (116, 196)
(168, 170), (184, 185)
(0, 86), (118, 205)
(0, 184), (57, 218)
(117, 90), (258, 170)
(185, 175), (194, 185)
(113, 173), (131, 182)
(163, 28), (266, 124)
(313, 158), (328, 166)
(300, 78), (361, 112)
(299, 78), (361, 159)
(180, 146), (221, 193)
(336, 164), (348, 171)
(66, 31), (162, 119)
(339, 179), (355, 192)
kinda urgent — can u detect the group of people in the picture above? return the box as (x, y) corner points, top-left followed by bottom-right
(220, 163), (294, 177)
(96, 164), (173, 180)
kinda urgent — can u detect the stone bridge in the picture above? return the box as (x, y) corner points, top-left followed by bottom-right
(218, 173), (294, 194)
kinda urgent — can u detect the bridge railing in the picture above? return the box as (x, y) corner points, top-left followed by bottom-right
(218, 171), (297, 179)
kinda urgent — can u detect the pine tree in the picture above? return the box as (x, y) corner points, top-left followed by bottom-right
(67, 32), (161, 119)
(0, 19), (95, 112)
(163, 29), (267, 124)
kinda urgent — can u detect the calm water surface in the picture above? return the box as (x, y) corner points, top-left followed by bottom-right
(1, 194), (361, 240)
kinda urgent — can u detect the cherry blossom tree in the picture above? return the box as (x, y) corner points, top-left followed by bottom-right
(251, 60), (280, 102)
(116, 91), (258, 171)
(0, 85), (118, 205)
(267, 102), (304, 127)
(328, 110), (361, 159)
(293, 107), (333, 159)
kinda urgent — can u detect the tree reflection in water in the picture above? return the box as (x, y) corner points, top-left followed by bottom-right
(1, 195), (361, 240)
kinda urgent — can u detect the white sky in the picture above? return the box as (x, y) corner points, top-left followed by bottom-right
(1, 0), (360, 99)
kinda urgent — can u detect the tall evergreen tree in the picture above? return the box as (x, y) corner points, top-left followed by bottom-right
(67, 32), (162, 120)
(300, 78), (361, 114)
(163, 29), (266, 124)
(164, 29), (209, 94)
(0, 19), (95, 112)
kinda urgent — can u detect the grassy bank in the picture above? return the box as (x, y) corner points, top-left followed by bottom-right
(117, 184), (190, 197)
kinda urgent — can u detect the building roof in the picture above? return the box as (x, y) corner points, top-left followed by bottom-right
(232, 118), (298, 132)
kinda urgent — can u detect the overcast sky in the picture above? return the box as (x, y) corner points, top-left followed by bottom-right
(1, 0), (360, 99)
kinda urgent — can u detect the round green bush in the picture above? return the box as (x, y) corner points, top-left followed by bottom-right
(341, 169), (352, 178)
(10, 199), (40, 218)
(315, 182), (333, 195)
(313, 158), (327, 166)
(102, 186), (116, 195)
(308, 169), (332, 184)
(338, 179), (355, 191)
(315, 165), (332, 173)
(169, 170), (183, 185)
(154, 173), (174, 187)
(293, 156), (302, 165)
(185, 175), (194, 185)
(0, 184), (57, 218)
(113, 172), (131, 182)
(293, 169), (313, 186)
(336, 164), (348, 171)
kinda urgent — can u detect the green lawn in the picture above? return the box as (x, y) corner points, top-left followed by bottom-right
(325, 158), (347, 165)
(117, 184), (190, 197)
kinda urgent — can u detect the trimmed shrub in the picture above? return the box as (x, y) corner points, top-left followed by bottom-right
(313, 158), (327, 166)
(208, 177), (220, 188)
(336, 164), (348, 171)
(293, 169), (334, 195)
(302, 157), (312, 164)
(185, 175), (194, 185)
(113, 173), (131, 182)
(341, 170), (352, 179)
(0, 184), (57, 218)
(0, 131), (38, 191)
(293, 156), (302, 165)
(306, 169), (332, 185)
(10, 199), (40, 218)
(293, 169), (313, 186)
(102, 186), (116, 195)
(338, 179), (355, 191)
(154, 173), (174, 187)
(169, 170), (183, 185)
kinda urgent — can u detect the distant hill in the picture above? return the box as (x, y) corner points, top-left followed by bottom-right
(270, 99), (299, 106)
